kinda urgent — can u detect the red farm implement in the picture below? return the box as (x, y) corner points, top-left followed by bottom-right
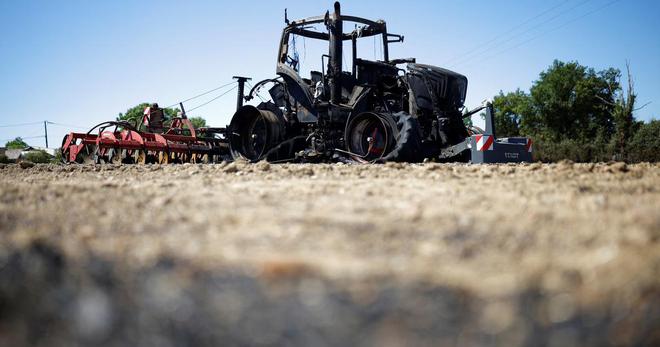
(61, 109), (229, 164)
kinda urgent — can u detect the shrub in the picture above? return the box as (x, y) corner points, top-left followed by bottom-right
(0, 154), (9, 164)
(626, 120), (660, 163)
(23, 150), (52, 164)
(531, 121), (659, 163)
(533, 138), (613, 163)
(52, 148), (63, 164)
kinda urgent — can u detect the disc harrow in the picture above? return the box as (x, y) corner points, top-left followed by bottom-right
(61, 119), (229, 164)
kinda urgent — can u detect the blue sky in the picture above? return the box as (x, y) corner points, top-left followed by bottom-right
(1, 0), (658, 148)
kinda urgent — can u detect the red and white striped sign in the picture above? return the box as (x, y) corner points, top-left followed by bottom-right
(475, 135), (494, 151)
(525, 138), (533, 152)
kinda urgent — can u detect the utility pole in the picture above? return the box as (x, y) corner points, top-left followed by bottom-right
(43, 121), (49, 148)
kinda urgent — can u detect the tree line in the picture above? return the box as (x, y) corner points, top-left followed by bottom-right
(487, 60), (658, 162)
(117, 103), (207, 129)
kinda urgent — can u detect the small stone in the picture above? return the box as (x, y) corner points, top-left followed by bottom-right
(255, 161), (271, 172)
(557, 160), (574, 170)
(529, 163), (542, 171)
(384, 162), (405, 169)
(609, 162), (628, 173)
(223, 163), (239, 173)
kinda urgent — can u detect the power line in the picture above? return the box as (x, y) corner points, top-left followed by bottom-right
(459, 0), (622, 69)
(2, 80), (239, 148)
(1, 135), (45, 143)
(164, 81), (237, 109)
(443, 0), (572, 66)
(47, 121), (88, 130)
(186, 85), (238, 113)
(450, 0), (593, 68)
(1, 80), (238, 129)
(449, 0), (594, 69)
(0, 121), (43, 128)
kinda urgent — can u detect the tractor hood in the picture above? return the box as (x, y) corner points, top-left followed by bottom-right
(406, 63), (468, 111)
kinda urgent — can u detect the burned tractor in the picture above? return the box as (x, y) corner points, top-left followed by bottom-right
(229, 2), (532, 163)
(61, 2), (531, 165)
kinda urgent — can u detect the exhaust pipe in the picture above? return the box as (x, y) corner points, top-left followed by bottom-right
(328, 1), (342, 105)
(233, 76), (251, 111)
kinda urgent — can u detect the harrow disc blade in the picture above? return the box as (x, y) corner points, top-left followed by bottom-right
(110, 149), (122, 165)
(76, 144), (97, 164)
(96, 147), (111, 164)
(191, 152), (208, 164)
(158, 151), (169, 164)
(117, 149), (140, 164)
(135, 150), (146, 164)
(82, 153), (96, 165)
(144, 152), (158, 164)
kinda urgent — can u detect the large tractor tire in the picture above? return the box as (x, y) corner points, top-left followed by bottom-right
(229, 106), (285, 161)
(381, 112), (424, 163)
(345, 111), (423, 162)
(345, 112), (399, 161)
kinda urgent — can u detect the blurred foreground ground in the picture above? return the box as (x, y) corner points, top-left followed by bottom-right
(0, 161), (659, 346)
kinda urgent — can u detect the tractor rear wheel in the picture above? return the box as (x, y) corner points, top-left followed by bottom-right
(381, 112), (424, 163)
(345, 112), (398, 161)
(229, 106), (285, 161)
(345, 112), (423, 163)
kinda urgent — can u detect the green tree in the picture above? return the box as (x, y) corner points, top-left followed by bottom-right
(608, 63), (649, 160)
(462, 114), (473, 128)
(487, 89), (532, 137)
(117, 103), (179, 128)
(484, 60), (660, 162)
(5, 137), (28, 149)
(627, 120), (660, 163)
(117, 103), (207, 130)
(524, 60), (619, 142)
(189, 116), (207, 129)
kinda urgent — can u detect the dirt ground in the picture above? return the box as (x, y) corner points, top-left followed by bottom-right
(0, 161), (659, 346)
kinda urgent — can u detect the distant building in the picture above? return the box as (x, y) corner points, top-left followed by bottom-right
(5, 149), (23, 161)
(1, 146), (54, 162)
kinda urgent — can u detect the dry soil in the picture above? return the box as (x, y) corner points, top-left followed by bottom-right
(0, 162), (658, 346)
